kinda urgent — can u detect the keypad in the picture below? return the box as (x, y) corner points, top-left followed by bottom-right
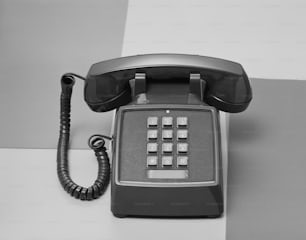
(146, 116), (189, 172)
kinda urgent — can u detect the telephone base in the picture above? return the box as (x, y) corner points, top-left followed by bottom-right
(111, 104), (224, 218)
(112, 214), (223, 219)
(111, 184), (223, 218)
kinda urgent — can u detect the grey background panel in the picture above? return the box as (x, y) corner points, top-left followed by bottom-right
(227, 79), (306, 239)
(0, 0), (128, 149)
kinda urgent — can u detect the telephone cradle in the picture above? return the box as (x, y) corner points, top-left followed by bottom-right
(56, 54), (252, 218)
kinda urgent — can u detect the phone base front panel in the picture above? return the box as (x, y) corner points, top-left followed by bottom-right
(111, 104), (223, 217)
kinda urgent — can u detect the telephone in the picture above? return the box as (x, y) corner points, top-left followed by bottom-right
(57, 54), (252, 218)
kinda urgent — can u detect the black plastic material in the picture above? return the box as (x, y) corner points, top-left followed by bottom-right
(84, 54), (252, 113)
(111, 104), (223, 217)
(57, 74), (111, 200)
(56, 54), (253, 218)
(111, 185), (223, 218)
(189, 74), (206, 101)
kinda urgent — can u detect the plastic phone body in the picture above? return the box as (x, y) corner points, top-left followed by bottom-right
(57, 54), (252, 218)
(84, 54), (252, 217)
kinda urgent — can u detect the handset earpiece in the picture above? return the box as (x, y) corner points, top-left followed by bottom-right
(204, 72), (252, 113)
(84, 72), (132, 112)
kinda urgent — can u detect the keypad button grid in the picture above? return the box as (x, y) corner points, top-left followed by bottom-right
(146, 115), (189, 169)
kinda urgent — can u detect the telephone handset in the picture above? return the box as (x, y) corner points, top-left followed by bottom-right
(57, 54), (252, 217)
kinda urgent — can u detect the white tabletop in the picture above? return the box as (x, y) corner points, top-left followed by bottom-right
(0, 130), (227, 240)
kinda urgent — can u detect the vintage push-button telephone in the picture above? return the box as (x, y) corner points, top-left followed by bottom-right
(57, 54), (252, 217)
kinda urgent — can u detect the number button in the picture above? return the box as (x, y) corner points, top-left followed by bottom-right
(147, 143), (158, 153)
(177, 117), (188, 127)
(162, 156), (173, 166)
(147, 117), (158, 127)
(147, 130), (158, 140)
(162, 117), (173, 127)
(177, 130), (188, 140)
(162, 130), (173, 140)
(162, 143), (173, 153)
(147, 156), (158, 166)
(177, 143), (188, 153)
(177, 156), (188, 166)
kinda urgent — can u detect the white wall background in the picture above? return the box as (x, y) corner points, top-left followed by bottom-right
(122, 0), (306, 80)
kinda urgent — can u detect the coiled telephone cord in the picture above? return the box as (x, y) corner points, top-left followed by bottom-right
(57, 73), (111, 200)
